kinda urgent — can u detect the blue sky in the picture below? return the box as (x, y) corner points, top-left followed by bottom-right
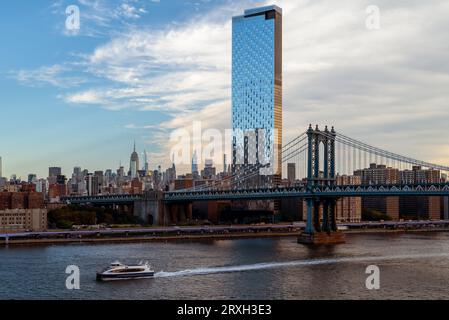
(1, 0), (449, 179)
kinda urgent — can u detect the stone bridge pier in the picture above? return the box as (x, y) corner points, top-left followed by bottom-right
(132, 191), (192, 226)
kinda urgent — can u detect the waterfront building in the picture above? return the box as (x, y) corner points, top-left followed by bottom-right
(354, 163), (400, 185)
(335, 175), (362, 223)
(0, 191), (47, 232)
(355, 164), (443, 220)
(399, 166), (442, 220)
(232, 5), (283, 181)
(354, 164), (400, 220)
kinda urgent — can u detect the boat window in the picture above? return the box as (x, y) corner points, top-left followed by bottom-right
(111, 268), (146, 273)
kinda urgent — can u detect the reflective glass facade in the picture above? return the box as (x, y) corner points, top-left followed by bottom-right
(232, 6), (282, 179)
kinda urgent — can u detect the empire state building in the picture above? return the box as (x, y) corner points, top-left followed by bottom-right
(129, 142), (140, 179)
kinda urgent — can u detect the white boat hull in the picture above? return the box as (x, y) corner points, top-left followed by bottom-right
(96, 271), (155, 281)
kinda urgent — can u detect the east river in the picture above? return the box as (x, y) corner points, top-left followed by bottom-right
(1, 232), (449, 299)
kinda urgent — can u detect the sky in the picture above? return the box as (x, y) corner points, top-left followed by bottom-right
(1, 0), (449, 179)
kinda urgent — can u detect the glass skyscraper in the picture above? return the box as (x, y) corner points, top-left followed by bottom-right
(232, 5), (282, 181)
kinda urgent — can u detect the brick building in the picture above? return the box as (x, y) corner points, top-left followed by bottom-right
(0, 191), (47, 232)
(335, 175), (362, 223)
(355, 164), (443, 220)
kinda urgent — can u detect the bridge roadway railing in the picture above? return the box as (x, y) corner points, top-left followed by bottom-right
(59, 183), (449, 204)
(163, 183), (449, 202)
(61, 194), (143, 205)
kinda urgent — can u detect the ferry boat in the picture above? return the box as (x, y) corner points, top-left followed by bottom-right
(96, 261), (155, 281)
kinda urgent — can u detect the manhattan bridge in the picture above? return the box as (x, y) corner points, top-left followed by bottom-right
(64, 125), (449, 244)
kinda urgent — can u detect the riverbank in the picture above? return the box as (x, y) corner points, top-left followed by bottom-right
(2, 222), (449, 246)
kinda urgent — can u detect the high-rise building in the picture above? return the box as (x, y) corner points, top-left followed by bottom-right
(72, 167), (83, 183)
(335, 175), (362, 223)
(144, 150), (150, 172)
(129, 142), (140, 179)
(399, 166), (442, 220)
(202, 159), (216, 179)
(223, 154), (227, 174)
(355, 164), (400, 220)
(354, 163), (400, 185)
(28, 174), (37, 184)
(49, 167), (62, 178)
(287, 163), (296, 184)
(48, 167), (62, 185)
(86, 173), (100, 196)
(232, 5), (283, 180)
(192, 150), (199, 175)
(354, 164), (443, 220)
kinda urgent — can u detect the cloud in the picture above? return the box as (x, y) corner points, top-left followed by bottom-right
(11, 64), (85, 88)
(63, 12), (233, 114)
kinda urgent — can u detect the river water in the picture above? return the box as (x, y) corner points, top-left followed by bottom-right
(1, 232), (449, 300)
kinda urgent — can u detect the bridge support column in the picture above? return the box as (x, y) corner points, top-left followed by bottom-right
(322, 200), (330, 233)
(305, 199), (315, 234)
(299, 198), (345, 245)
(330, 199), (337, 232)
(313, 200), (321, 232)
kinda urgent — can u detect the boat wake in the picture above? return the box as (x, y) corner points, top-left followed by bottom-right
(154, 253), (449, 278)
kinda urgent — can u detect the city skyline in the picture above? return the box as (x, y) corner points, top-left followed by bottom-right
(1, 0), (449, 179)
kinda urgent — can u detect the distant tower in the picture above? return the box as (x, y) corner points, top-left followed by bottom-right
(130, 142), (140, 179)
(144, 150), (149, 172)
(223, 154), (227, 174)
(192, 150), (199, 174)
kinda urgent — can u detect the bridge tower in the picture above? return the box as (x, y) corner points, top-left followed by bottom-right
(300, 125), (345, 244)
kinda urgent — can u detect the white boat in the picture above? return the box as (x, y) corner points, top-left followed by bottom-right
(96, 261), (155, 281)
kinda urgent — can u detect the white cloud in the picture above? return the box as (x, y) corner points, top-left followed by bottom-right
(12, 64), (85, 88)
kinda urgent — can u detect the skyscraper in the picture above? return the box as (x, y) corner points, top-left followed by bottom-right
(129, 142), (140, 179)
(48, 167), (62, 185)
(287, 163), (296, 184)
(232, 5), (283, 179)
(144, 150), (149, 172)
(192, 150), (199, 175)
(223, 154), (227, 174)
(49, 167), (62, 178)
